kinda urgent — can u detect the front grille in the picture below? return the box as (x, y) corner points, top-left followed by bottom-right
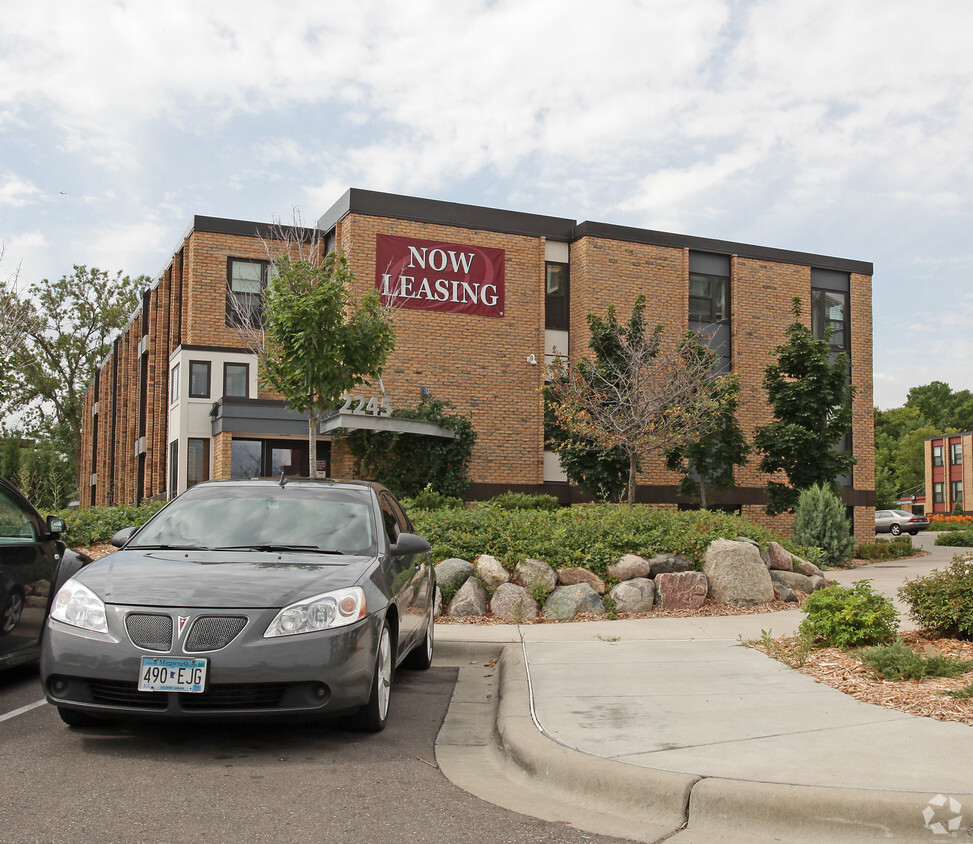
(179, 683), (287, 711)
(125, 614), (173, 651)
(89, 679), (168, 710)
(184, 616), (248, 652)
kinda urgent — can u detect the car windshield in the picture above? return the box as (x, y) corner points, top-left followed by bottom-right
(129, 485), (377, 555)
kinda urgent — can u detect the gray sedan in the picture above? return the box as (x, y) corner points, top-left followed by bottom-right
(874, 509), (930, 536)
(41, 478), (435, 731)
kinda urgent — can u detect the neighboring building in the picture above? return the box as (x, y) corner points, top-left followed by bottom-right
(79, 188), (876, 539)
(925, 432), (973, 514)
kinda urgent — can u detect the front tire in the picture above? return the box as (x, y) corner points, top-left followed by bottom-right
(890, 524), (902, 536)
(346, 621), (392, 733)
(403, 606), (434, 671)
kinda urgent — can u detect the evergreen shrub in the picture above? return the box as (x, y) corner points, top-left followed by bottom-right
(792, 484), (856, 568)
(798, 581), (899, 648)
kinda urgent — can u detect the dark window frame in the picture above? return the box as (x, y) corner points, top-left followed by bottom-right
(189, 360), (212, 399)
(545, 262), (569, 331)
(170, 363), (180, 404)
(952, 480), (964, 504)
(811, 288), (849, 352)
(226, 258), (270, 328)
(933, 481), (945, 504)
(223, 362), (249, 398)
(950, 442), (963, 465)
(689, 272), (729, 323)
(187, 438), (210, 488)
(932, 444), (944, 467)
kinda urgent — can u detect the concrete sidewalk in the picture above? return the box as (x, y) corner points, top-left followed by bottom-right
(434, 534), (973, 842)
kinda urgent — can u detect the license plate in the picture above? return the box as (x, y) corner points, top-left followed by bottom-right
(138, 657), (207, 693)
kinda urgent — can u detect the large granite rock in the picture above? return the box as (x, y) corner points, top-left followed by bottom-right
(557, 567), (607, 595)
(489, 583), (538, 621)
(770, 569), (814, 594)
(543, 583), (605, 620)
(792, 556), (826, 579)
(648, 553), (692, 577)
(655, 571), (708, 610)
(447, 576), (489, 617)
(435, 558), (475, 597)
(514, 558), (557, 597)
(474, 554), (510, 591)
(766, 542), (795, 572)
(433, 586), (443, 617)
(702, 539), (775, 607)
(608, 577), (655, 613)
(607, 553), (652, 582)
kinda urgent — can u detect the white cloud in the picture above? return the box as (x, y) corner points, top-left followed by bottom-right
(0, 175), (41, 207)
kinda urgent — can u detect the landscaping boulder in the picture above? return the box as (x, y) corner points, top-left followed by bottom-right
(433, 586), (443, 617)
(791, 556), (825, 579)
(702, 539), (775, 606)
(435, 558), (475, 596)
(543, 583), (605, 620)
(774, 583), (798, 603)
(608, 577), (655, 613)
(474, 554), (510, 591)
(514, 558), (557, 597)
(607, 553), (652, 582)
(770, 569), (814, 594)
(447, 576), (489, 617)
(489, 583), (538, 621)
(766, 542), (795, 572)
(557, 567), (607, 595)
(647, 553), (692, 577)
(809, 574), (828, 592)
(655, 571), (708, 610)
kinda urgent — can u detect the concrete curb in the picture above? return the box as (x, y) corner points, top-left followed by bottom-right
(435, 640), (973, 843)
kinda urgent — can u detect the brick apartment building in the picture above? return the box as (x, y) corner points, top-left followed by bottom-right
(79, 188), (875, 539)
(925, 433), (973, 514)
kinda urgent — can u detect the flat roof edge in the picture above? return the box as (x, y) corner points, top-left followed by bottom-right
(573, 221), (873, 275)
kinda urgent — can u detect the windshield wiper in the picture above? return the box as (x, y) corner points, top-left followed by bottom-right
(212, 544), (345, 555)
(130, 544), (212, 551)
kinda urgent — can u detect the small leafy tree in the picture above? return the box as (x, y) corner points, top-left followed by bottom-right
(260, 252), (395, 478)
(2, 265), (146, 475)
(665, 377), (749, 509)
(753, 298), (855, 514)
(547, 296), (735, 504)
(792, 483), (855, 568)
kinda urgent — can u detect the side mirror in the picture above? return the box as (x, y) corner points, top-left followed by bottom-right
(46, 515), (66, 537)
(111, 526), (138, 548)
(390, 532), (431, 556)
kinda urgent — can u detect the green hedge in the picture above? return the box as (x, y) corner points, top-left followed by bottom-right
(934, 530), (973, 547)
(58, 501), (166, 547)
(853, 536), (914, 560)
(410, 505), (783, 575)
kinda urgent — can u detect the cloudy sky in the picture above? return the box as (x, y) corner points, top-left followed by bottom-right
(2, 0), (971, 410)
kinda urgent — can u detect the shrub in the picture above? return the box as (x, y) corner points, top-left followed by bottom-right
(488, 492), (559, 511)
(898, 556), (973, 640)
(853, 536), (914, 561)
(859, 638), (973, 680)
(791, 484), (855, 568)
(58, 501), (167, 547)
(798, 581), (899, 648)
(402, 485), (464, 511)
(934, 530), (973, 547)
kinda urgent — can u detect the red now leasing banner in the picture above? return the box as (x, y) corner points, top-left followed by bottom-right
(375, 234), (505, 317)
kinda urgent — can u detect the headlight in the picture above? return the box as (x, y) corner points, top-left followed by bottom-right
(50, 579), (109, 634)
(264, 587), (366, 638)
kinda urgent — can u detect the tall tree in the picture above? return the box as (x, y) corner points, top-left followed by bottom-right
(665, 377), (749, 509)
(547, 296), (735, 504)
(753, 297), (855, 514)
(259, 251), (395, 478)
(3, 265), (145, 474)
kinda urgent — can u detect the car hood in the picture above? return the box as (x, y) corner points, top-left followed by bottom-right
(74, 549), (377, 608)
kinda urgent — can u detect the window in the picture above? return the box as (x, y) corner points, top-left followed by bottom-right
(231, 439), (262, 479)
(226, 258), (269, 327)
(952, 480), (964, 504)
(223, 362), (249, 398)
(189, 361), (211, 399)
(170, 363), (180, 403)
(932, 444), (944, 467)
(0, 486), (38, 542)
(689, 274), (728, 322)
(169, 440), (178, 498)
(545, 263), (569, 330)
(811, 289), (847, 350)
(950, 442), (963, 465)
(933, 482), (945, 504)
(187, 438), (210, 488)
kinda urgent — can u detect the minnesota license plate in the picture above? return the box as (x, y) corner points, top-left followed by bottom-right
(138, 656), (207, 693)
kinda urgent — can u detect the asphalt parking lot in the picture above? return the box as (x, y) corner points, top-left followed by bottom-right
(0, 662), (629, 844)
